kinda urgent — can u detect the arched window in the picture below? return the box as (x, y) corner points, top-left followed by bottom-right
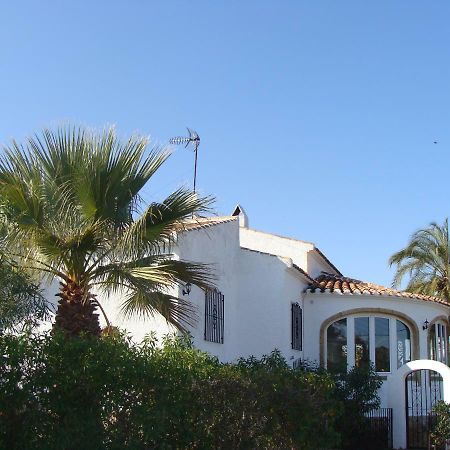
(327, 318), (347, 372)
(325, 315), (412, 373)
(429, 322), (448, 364)
(396, 320), (411, 368)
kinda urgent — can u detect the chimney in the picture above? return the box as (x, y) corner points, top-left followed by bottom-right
(231, 204), (248, 228)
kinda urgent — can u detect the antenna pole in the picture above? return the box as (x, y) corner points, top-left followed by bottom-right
(193, 142), (198, 194)
(169, 128), (200, 194)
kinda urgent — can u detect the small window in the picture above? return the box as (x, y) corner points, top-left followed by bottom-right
(291, 303), (302, 350)
(396, 320), (411, 368)
(204, 289), (224, 344)
(429, 323), (448, 363)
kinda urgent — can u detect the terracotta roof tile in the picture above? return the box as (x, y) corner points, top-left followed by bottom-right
(307, 272), (450, 307)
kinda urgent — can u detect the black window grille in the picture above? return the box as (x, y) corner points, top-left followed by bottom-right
(204, 289), (224, 344)
(291, 303), (302, 350)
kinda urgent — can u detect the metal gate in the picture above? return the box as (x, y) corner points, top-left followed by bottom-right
(405, 369), (443, 449)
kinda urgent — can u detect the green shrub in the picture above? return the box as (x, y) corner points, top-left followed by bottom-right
(0, 332), (378, 449)
(332, 364), (383, 450)
(431, 400), (450, 447)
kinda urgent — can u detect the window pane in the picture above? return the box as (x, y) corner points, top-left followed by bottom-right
(355, 317), (370, 368)
(437, 324), (447, 363)
(442, 324), (447, 363)
(397, 320), (411, 368)
(327, 319), (347, 372)
(375, 318), (390, 372)
(437, 324), (443, 362)
(429, 324), (437, 360)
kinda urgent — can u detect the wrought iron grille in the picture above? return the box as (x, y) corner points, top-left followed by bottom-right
(405, 369), (443, 449)
(204, 289), (224, 344)
(365, 408), (393, 449)
(291, 303), (302, 350)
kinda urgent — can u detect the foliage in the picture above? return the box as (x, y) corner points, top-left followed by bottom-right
(0, 332), (382, 450)
(293, 362), (384, 450)
(0, 256), (50, 331)
(332, 364), (383, 450)
(389, 218), (450, 300)
(0, 127), (215, 334)
(431, 400), (450, 447)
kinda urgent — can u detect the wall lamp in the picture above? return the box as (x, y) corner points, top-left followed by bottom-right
(182, 282), (192, 296)
(423, 319), (429, 331)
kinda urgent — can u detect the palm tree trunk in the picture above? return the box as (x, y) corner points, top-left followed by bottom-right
(54, 281), (101, 336)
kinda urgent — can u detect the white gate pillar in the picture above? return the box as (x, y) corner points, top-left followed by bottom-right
(388, 360), (450, 449)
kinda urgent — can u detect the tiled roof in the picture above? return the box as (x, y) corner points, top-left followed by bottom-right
(307, 272), (450, 306)
(175, 216), (237, 232)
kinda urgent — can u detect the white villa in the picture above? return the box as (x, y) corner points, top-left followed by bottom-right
(100, 205), (450, 450)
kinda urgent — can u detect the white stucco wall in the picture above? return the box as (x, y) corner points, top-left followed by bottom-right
(174, 219), (241, 361)
(174, 221), (310, 362)
(306, 250), (338, 278)
(97, 291), (177, 343)
(233, 248), (306, 362)
(239, 227), (313, 272)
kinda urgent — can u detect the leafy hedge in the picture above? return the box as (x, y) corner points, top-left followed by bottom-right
(0, 332), (380, 450)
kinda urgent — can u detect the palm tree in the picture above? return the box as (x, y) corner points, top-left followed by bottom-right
(0, 254), (50, 332)
(389, 219), (450, 301)
(0, 127), (214, 336)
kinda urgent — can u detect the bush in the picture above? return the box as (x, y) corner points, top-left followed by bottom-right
(332, 364), (383, 450)
(431, 400), (450, 447)
(0, 332), (378, 449)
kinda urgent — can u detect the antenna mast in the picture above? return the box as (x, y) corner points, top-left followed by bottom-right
(169, 128), (200, 194)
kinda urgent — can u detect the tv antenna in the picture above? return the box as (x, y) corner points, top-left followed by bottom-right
(169, 128), (200, 194)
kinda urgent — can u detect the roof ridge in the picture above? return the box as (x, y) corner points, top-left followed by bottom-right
(175, 216), (238, 232)
(312, 249), (343, 276)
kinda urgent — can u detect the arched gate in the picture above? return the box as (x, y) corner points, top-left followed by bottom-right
(405, 369), (443, 449)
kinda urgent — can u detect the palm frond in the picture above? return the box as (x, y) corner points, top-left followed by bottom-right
(114, 188), (214, 260)
(120, 290), (198, 331)
(389, 218), (450, 301)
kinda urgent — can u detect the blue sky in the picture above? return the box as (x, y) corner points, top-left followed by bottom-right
(0, 1), (449, 287)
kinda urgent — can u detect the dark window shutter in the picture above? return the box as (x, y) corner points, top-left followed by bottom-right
(291, 303), (302, 350)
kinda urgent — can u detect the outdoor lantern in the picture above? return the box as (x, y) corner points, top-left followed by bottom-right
(182, 282), (192, 296)
(423, 319), (429, 330)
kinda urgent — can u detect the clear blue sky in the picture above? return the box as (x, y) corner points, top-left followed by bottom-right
(1, 1), (449, 287)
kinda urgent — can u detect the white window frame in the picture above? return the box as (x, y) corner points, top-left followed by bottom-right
(325, 314), (412, 374)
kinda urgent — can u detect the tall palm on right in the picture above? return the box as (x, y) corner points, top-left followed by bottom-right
(389, 219), (450, 301)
